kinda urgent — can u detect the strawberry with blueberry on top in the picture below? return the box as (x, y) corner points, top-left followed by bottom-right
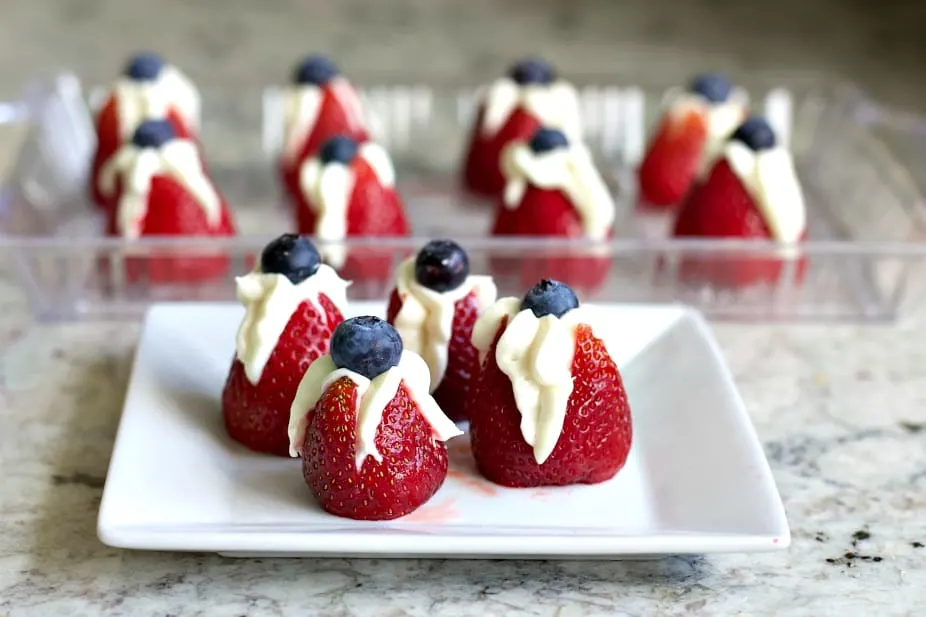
(288, 316), (461, 520)
(672, 116), (808, 288)
(222, 233), (348, 456)
(638, 72), (746, 208)
(469, 279), (633, 487)
(462, 57), (582, 198)
(91, 52), (201, 213)
(386, 239), (497, 423)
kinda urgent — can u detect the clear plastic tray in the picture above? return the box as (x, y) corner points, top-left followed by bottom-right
(2, 73), (926, 322)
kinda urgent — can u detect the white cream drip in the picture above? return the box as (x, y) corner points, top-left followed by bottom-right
(500, 142), (615, 239)
(233, 264), (350, 385)
(111, 65), (200, 141)
(479, 77), (582, 140)
(98, 139), (220, 238)
(287, 350), (462, 465)
(392, 257), (497, 390)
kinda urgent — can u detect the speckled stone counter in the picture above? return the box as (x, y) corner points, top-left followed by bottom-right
(3, 1), (926, 615)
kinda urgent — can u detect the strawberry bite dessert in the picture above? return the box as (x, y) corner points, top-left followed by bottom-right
(638, 72), (747, 208)
(279, 54), (371, 203)
(462, 57), (582, 198)
(672, 115), (807, 288)
(288, 316), (462, 520)
(469, 280), (633, 487)
(91, 52), (201, 213)
(294, 135), (410, 282)
(97, 119), (236, 283)
(222, 233), (349, 456)
(386, 239), (497, 422)
(492, 127), (616, 291)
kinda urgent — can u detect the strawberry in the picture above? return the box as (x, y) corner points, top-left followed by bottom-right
(637, 108), (708, 208)
(671, 129), (807, 289)
(223, 295), (343, 457)
(463, 106), (541, 197)
(469, 285), (633, 487)
(301, 377), (449, 520)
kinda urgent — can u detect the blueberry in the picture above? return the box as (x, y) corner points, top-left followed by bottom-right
(509, 57), (556, 86)
(293, 54), (339, 85)
(330, 316), (403, 380)
(414, 239), (469, 293)
(521, 279), (579, 319)
(529, 127), (569, 154)
(688, 72), (733, 103)
(131, 119), (175, 149)
(319, 135), (359, 165)
(123, 52), (165, 81)
(260, 233), (321, 285)
(730, 116), (777, 151)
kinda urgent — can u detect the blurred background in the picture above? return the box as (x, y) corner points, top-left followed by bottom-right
(0, 0), (923, 110)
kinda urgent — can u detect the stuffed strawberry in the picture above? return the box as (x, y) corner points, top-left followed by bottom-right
(294, 134), (410, 283)
(97, 119), (236, 284)
(90, 52), (201, 213)
(288, 316), (462, 520)
(385, 239), (497, 423)
(672, 116), (808, 289)
(469, 280), (632, 487)
(491, 127), (615, 292)
(638, 72), (747, 208)
(462, 57), (582, 198)
(222, 234), (348, 456)
(279, 54), (371, 203)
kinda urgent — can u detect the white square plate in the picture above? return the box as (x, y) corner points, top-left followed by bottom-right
(98, 301), (789, 559)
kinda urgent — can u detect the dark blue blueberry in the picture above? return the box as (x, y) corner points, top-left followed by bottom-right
(293, 54), (339, 85)
(131, 119), (175, 149)
(509, 57), (556, 86)
(123, 52), (165, 81)
(319, 135), (359, 165)
(688, 72), (733, 103)
(330, 316), (403, 380)
(730, 116), (777, 151)
(521, 279), (579, 319)
(260, 233), (321, 285)
(414, 239), (469, 293)
(529, 127), (569, 154)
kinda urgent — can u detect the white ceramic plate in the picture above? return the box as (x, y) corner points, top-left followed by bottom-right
(97, 301), (789, 559)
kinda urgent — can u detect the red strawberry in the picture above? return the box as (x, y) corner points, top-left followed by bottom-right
(301, 377), (449, 520)
(280, 84), (370, 202)
(294, 154), (410, 284)
(672, 158), (807, 288)
(386, 289), (483, 423)
(637, 108), (708, 208)
(491, 185), (611, 292)
(462, 106), (541, 197)
(102, 174), (237, 284)
(222, 295), (343, 457)
(90, 95), (196, 213)
(470, 319), (633, 487)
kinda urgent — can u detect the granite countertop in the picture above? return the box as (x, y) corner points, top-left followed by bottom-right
(3, 0), (926, 615)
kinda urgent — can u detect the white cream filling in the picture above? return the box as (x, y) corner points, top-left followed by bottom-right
(392, 257), (497, 390)
(480, 77), (582, 140)
(500, 142), (615, 239)
(297, 142), (396, 267)
(723, 141), (806, 244)
(472, 298), (587, 465)
(287, 350), (462, 464)
(282, 77), (368, 162)
(98, 139), (220, 238)
(111, 65), (200, 141)
(233, 264), (350, 385)
(665, 90), (747, 178)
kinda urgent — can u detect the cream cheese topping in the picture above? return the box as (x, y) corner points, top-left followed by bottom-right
(287, 350), (462, 465)
(98, 139), (220, 238)
(233, 264), (349, 385)
(111, 65), (200, 141)
(392, 257), (497, 390)
(480, 77), (582, 140)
